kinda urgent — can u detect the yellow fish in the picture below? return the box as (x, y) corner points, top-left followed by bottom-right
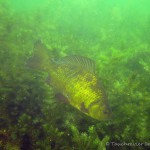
(27, 41), (111, 120)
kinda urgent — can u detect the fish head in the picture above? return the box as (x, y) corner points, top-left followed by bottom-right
(87, 101), (111, 120)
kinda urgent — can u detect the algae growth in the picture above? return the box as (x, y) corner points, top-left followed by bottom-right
(0, 0), (150, 150)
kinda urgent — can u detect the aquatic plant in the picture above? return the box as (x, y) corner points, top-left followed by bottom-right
(0, 0), (150, 150)
(70, 125), (109, 150)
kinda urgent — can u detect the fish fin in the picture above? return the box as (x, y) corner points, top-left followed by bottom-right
(27, 40), (50, 70)
(55, 93), (69, 103)
(59, 55), (95, 74)
(80, 102), (89, 113)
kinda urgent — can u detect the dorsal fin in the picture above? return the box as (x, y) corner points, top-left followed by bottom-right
(58, 55), (95, 74)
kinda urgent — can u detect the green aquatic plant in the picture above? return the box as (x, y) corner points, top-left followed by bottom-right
(0, 0), (150, 150)
(70, 125), (109, 150)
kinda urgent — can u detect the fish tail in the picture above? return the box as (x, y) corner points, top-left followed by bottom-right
(27, 40), (51, 71)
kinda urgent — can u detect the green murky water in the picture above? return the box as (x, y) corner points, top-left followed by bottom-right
(0, 0), (150, 149)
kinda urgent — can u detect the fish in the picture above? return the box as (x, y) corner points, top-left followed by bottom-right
(27, 41), (111, 120)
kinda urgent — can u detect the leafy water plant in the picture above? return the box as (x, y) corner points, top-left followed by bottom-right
(70, 125), (109, 150)
(0, 1), (150, 150)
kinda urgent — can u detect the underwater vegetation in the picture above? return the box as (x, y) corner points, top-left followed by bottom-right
(0, 0), (150, 150)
